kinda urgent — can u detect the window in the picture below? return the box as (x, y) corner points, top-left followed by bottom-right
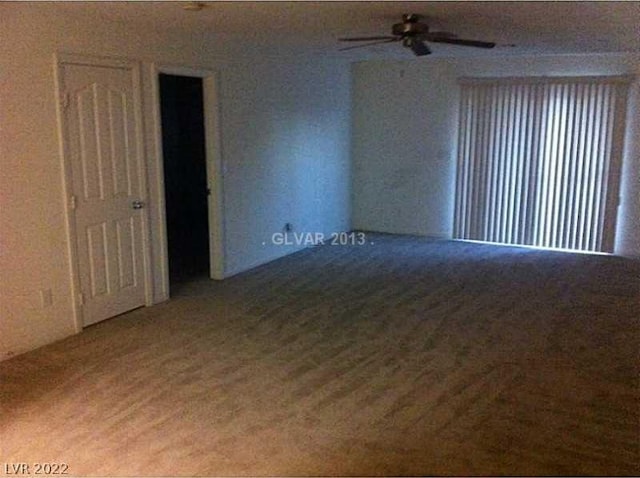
(454, 76), (631, 253)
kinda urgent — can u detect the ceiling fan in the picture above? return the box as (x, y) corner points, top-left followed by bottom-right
(338, 14), (496, 56)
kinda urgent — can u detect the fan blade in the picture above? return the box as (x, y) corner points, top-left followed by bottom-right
(338, 38), (397, 52)
(338, 36), (396, 42)
(410, 40), (431, 56)
(423, 31), (457, 39)
(429, 37), (496, 48)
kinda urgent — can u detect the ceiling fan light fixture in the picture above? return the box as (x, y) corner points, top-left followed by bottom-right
(338, 13), (497, 57)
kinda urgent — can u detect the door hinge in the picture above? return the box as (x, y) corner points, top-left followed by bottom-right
(69, 195), (77, 210)
(60, 92), (70, 110)
(78, 292), (84, 305)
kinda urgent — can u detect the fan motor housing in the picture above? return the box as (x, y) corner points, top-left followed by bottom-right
(392, 20), (429, 37)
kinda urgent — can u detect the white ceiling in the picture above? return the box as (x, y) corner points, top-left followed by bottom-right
(16, 1), (640, 59)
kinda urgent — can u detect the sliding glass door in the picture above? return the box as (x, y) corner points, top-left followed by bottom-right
(454, 75), (630, 253)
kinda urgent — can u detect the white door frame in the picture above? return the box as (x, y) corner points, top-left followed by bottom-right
(149, 63), (226, 297)
(54, 53), (154, 332)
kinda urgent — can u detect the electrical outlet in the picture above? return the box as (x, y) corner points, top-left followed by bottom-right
(39, 288), (53, 308)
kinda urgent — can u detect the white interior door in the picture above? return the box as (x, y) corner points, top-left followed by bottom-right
(59, 59), (148, 326)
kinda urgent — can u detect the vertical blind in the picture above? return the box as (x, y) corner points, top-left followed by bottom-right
(453, 76), (630, 253)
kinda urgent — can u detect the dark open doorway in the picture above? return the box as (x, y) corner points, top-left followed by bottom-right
(159, 73), (210, 288)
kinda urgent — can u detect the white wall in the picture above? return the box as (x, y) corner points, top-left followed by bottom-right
(220, 59), (351, 275)
(352, 53), (640, 255)
(0, 4), (351, 359)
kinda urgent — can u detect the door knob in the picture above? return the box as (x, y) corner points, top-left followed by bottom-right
(132, 200), (145, 210)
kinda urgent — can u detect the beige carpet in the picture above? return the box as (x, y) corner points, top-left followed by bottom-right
(1, 234), (639, 476)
